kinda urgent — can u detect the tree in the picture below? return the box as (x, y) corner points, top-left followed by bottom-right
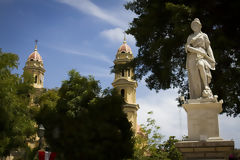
(132, 111), (182, 160)
(162, 136), (183, 160)
(0, 49), (36, 158)
(124, 0), (240, 116)
(36, 70), (134, 160)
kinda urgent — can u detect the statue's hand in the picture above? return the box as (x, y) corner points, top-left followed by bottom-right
(187, 46), (206, 55)
(186, 45), (191, 53)
(188, 46), (215, 63)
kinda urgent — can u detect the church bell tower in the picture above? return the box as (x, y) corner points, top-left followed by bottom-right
(24, 40), (45, 89)
(112, 36), (139, 131)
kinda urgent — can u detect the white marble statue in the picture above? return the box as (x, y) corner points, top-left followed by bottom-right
(185, 18), (216, 99)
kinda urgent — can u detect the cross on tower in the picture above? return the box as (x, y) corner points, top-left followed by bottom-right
(123, 32), (126, 44)
(35, 40), (38, 51)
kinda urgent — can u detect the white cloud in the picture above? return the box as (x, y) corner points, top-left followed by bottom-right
(219, 114), (240, 148)
(56, 0), (137, 45)
(136, 86), (240, 147)
(62, 48), (112, 64)
(137, 88), (188, 140)
(81, 65), (113, 78)
(56, 0), (125, 28)
(45, 44), (113, 65)
(100, 27), (136, 45)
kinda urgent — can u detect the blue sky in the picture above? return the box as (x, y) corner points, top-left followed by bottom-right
(1, 0), (239, 148)
(0, 0), (136, 89)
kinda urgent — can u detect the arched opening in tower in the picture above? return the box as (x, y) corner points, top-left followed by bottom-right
(121, 89), (125, 98)
(121, 69), (125, 77)
(34, 75), (37, 84)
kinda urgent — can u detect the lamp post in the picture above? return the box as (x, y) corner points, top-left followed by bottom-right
(38, 124), (45, 150)
(37, 125), (57, 160)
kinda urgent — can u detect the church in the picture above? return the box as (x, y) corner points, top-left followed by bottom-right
(24, 38), (140, 132)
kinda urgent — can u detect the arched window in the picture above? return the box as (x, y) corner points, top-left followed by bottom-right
(121, 89), (125, 98)
(34, 75), (37, 83)
(121, 69), (124, 77)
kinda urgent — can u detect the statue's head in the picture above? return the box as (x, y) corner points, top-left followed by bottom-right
(191, 18), (202, 32)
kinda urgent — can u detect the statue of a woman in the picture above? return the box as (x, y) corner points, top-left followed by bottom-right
(185, 18), (216, 99)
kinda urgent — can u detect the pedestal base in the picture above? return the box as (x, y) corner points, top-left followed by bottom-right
(176, 140), (234, 160)
(183, 101), (223, 141)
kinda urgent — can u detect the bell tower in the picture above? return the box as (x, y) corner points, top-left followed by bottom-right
(112, 36), (139, 131)
(24, 40), (45, 89)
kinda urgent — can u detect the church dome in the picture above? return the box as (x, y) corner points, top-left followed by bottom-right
(28, 50), (42, 62)
(118, 42), (132, 54)
(117, 36), (133, 54)
(27, 43), (42, 62)
(115, 36), (134, 61)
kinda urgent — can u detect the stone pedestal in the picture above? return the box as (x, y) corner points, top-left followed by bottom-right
(183, 100), (222, 141)
(176, 140), (234, 160)
(176, 100), (234, 159)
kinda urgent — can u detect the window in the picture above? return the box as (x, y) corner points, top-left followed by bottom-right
(121, 69), (124, 77)
(34, 75), (37, 83)
(121, 89), (125, 98)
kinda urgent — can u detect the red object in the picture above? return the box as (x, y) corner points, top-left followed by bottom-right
(38, 151), (56, 160)
(38, 151), (45, 160)
(49, 152), (56, 160)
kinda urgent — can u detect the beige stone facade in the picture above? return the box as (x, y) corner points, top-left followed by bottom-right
(177, 101), (235, 160)
(112, 38), (139, 132)
(24, 42), (45, 89)
(177, 100), (234, 159)
(176, 140), (234, 160)
(183, 101), (222, 141)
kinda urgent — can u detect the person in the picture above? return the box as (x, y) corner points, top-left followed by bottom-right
(185, 18), (216, 99)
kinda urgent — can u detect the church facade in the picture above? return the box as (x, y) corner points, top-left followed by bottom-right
(24, 38), (139, 132)
(112, 37), (139, 132)
(24, 41), (45, 89)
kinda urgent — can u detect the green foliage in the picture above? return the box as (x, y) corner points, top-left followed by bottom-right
(162, 136), (182, 160)
(23, 146), (39, 160)
(36, 70), (134, 160)
(0, 49), (36, 157)
(36, 88), (59, 111)
(125, 0), (240, 116)
(131, 111), (182, 160)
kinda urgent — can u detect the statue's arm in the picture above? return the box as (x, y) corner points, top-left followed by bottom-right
(187, 45), (215, 63)
(186, 36), (206, 57)
(205, 34), (216, 63)
(185, 36), (192, 69)
(185, 35), (192, 53)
